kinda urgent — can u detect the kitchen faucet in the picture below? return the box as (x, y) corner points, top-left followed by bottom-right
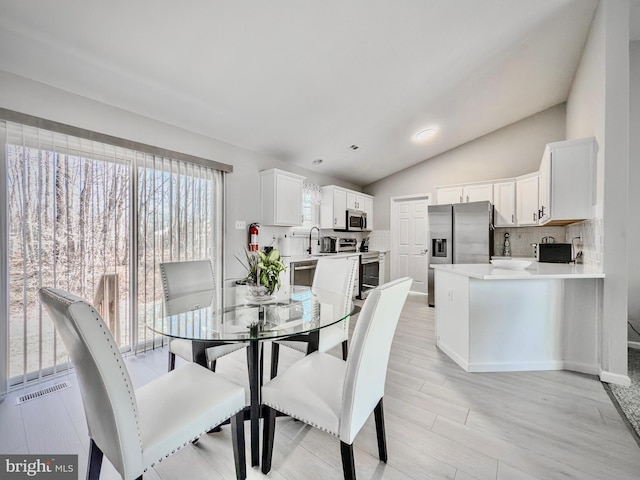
(307, 226), (320, 255)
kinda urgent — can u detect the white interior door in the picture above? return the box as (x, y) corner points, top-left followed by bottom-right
(391, 196), (430, 294)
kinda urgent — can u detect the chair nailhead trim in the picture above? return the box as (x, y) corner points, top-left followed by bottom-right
(41, 289), (144, 453)
(264, 403), (339, 438)
(147, 406), (244, 470)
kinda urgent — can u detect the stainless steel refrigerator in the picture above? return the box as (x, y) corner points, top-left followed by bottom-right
(427, 201), (494, 307)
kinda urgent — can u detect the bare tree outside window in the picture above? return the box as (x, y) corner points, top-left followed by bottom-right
(4, 122), (222, 387)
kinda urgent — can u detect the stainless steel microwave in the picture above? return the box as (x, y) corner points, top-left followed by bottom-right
(345, 209), (368, 231)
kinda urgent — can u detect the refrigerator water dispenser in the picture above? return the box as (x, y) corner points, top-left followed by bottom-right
(432, 239), (448, 257)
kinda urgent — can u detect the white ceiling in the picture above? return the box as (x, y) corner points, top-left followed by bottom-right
(0, 0), (607, 186)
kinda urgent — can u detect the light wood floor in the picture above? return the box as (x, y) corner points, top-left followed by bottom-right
(2, 294), (639, 480)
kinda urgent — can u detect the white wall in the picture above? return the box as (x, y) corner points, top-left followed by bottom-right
(364, 104), (566, 227)
(0, 70), (361, 279)
(629, 40), (640, 341)
(565, 0), (630, 383)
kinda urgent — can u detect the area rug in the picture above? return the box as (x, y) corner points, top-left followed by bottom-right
(608, 348), (640, 444)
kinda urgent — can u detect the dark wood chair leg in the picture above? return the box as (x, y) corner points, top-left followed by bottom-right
(270, 342), (280, 379)
(259, 343), (264, 387)
(374, 398), (387, 462)
(341, 340), (348, 360)
(86, 439), (103, 480)
(340, 441), (356, 480)
(168, 352), (176, 372)
(261, 406), (277, 474)
(231, 411), (247, 480)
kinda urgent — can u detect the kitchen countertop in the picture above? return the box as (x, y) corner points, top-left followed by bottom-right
(286, 251), (380, 263)
(432, 262), (604, 280)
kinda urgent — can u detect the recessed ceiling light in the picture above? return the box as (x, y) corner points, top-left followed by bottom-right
(415, 128), (437, 142)
(312, 159), (323, 165)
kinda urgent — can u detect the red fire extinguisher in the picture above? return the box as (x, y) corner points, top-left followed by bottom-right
(249, 223), (259, 251)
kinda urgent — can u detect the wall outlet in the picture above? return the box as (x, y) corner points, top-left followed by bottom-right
(235, 220), (246, 230)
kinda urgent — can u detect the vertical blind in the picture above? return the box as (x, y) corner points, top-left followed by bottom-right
(1, 120), (224, 390)
(136, 154), (223, 351)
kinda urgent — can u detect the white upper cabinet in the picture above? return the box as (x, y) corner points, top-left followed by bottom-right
(433, 137), (596, 228)
(493, 180), (516, 227)
(320, 186), (347, 229)
(260, 169), (305, 226)
(436, 186), (463, 204)
(436, 182), (493, 205)
(464, 183), (493, 204)
(346, 191), (357, 210)
(537, 137), (596, 226)
(320, 185), (373, 230)
(516, 173), (539, 226)
(362, 196), (374, 230)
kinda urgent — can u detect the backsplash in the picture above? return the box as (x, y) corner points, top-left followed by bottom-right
(493, 220), (602, 268)
(245, 225), (365, 258)
(251, 221), (603, 268)
(493, 226), (567, 257)
(367, 230), (391, 252)
(565, 218), (602, 268)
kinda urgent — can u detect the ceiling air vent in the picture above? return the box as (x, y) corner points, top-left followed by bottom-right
(349, 145), (359, 150)
(15, 381), (71, 405)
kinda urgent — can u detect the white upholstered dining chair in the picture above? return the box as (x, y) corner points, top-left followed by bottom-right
(39, 287), (247, 480)
(160, 260), (246, 371)
(261, 277), (412, 480)
(270, 256), (359, 378)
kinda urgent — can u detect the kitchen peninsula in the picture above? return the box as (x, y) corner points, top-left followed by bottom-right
(433, 263), (605, 377)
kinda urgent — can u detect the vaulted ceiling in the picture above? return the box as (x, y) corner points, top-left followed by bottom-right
(0, 1), (609, 186)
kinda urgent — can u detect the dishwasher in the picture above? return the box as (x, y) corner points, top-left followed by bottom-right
(290, 259), (317, 286)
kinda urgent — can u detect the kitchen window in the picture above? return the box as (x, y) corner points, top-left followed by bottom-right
(301, 182), (321, 229)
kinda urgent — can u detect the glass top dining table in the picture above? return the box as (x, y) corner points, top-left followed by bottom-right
(146, 284), (351, 344)
(144, 283), (354, 467)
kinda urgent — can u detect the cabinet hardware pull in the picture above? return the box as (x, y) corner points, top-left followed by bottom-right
(466, 195), (469, 203)
(512, 214), (514, 223)
(459, 195), (462, 203)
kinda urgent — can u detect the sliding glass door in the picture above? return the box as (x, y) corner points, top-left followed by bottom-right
(136, 155), (223, 350)
(1, 120), (224, 390)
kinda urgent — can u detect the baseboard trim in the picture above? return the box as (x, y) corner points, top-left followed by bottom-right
(467, 361), (564, 373)
(563, 361), (600, 376)
(436, 342), (469, 372)
(600, 370), (631, 386)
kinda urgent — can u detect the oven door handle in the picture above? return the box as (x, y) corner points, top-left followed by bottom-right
(360, 259), (379, 265)
(293, 265), (316, 271)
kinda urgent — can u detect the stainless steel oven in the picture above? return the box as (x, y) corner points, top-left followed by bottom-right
(359, 251), (380, 299)
(290, 259), (317, 287)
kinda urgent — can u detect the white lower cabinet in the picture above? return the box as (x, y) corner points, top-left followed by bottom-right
(434, 268), (600, 374)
